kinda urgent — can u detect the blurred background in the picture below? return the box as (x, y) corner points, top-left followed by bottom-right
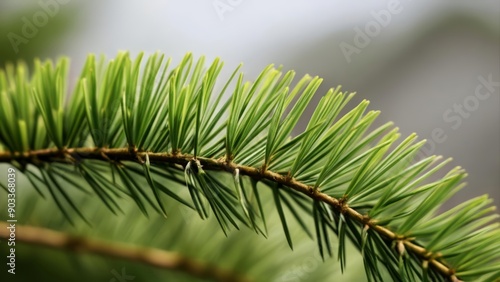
(0, 0), (498, 281)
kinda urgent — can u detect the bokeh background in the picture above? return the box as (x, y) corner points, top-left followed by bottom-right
(0, 0), (499, 281)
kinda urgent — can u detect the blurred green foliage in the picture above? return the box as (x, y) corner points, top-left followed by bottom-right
(0, 1), (76, 67)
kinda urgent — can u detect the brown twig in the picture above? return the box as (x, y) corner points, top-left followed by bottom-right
(0, 221), (250, 282)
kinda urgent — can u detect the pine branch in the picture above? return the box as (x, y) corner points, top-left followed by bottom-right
(1, 147), (458, 279)
(0, 221), (250, 282)
(1, 52), (499, 281)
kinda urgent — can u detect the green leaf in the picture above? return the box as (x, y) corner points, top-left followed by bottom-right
(143, 153), (168, 217)
(273, 185), (293, 250)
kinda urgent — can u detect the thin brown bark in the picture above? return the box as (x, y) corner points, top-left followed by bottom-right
(0, 221), (250, 282)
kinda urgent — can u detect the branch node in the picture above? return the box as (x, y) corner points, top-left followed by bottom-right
(260, 163), (268, 173)
(338, 195), (349, 214)
(308, 186), (314, 195)
(361, 215), (372, 225)
(61, 147), (78, 164)
(225, 154), (234, 164)
(128, 146), (145, 164)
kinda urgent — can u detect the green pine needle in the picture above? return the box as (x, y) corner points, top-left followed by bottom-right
(0, 52), (498, 282)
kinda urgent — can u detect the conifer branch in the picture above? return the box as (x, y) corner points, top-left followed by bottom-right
(1, 52), (498, 281)
(0, 147), (459, 280)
